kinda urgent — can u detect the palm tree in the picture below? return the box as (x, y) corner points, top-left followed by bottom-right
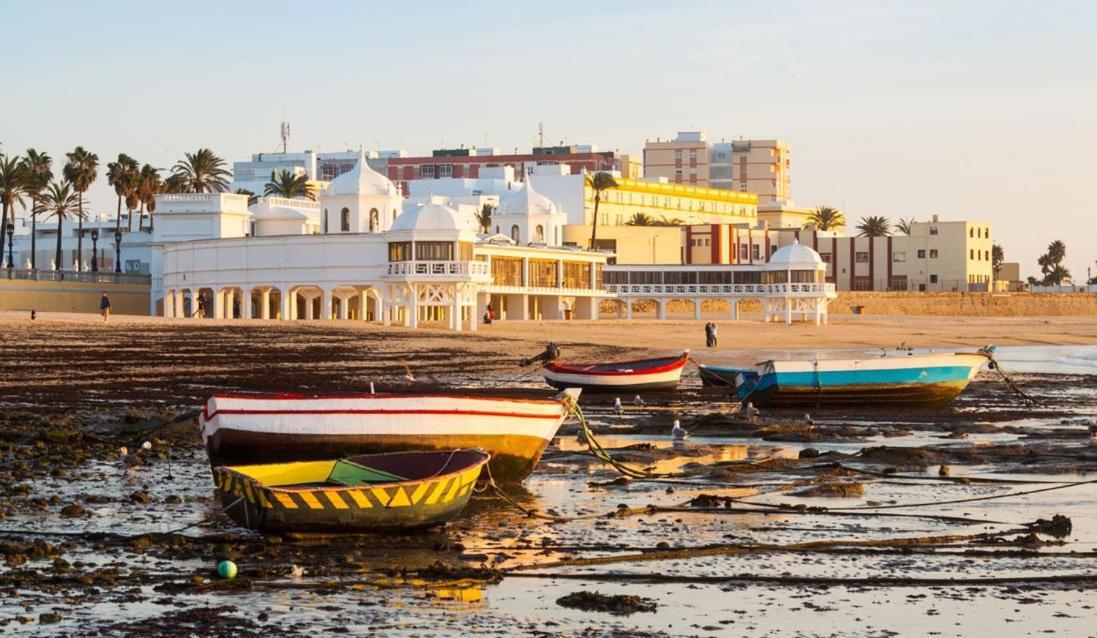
(19, 150), (52, 270)
(136, 164), (162, 231)
(1044, 264), (1071, 286)
(475, 203), (494, 234)
(855, 216), (891, 238)
(164, 173), (190, 193)
(263, 169), (314, 200)
(1047, 240), (1066, 265)
(805, 206), (845, 231)
(172, 148), (231, 194)
(0, 154), (26, 268)
(63, 147), (99, 271)
(106, 154), (139, 233)
(585, 171), (618, 248)
(625, 212), (656, 226)
(894, 217), (915, 235)
(36, 181), (81, 272)
(992, 244), (1004, 279)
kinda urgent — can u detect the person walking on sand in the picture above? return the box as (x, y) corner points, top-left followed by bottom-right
(99, 293), (111, 322)
(710, 322), (719, 348)
(704, 322), (715, 348)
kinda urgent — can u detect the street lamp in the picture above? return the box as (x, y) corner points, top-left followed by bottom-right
(90, 228), (99, 272)
(5, 220), (13, 269)
(114, 230), (123, 273)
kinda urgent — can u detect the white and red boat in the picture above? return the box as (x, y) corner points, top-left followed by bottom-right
(199, 390), (579, 483)
(540, 351), (690, 393)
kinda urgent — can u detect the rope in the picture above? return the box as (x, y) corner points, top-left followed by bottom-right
(481, 463), (637, 522)
(563, 395), (676, 479)
(983, 350), (1042, 405)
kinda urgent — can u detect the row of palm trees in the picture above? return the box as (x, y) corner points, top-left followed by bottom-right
(805, 206), (923, 238)
(0, 147), (234, 272)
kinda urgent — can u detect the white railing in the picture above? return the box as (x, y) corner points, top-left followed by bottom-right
(384, 260), (491, 278)
(605, 282), (835, 297)
(263, 196), (320, 209)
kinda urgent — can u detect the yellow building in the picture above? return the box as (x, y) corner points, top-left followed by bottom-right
(578, 177), (758, 228)
(561, 225), (682, 265)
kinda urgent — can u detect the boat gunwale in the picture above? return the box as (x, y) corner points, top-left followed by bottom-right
(218, 450), (491, 494)
(544, 351), (689, 377)
(207, 392), (568, 406)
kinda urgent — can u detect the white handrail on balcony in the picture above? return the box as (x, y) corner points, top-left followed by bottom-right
(604, 282), (834, 298)
(385, 260), (491, 278)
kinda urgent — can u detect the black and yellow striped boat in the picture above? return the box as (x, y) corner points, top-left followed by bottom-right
(214, 449), (489, 533)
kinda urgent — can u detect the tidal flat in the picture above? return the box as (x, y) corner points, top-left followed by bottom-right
(1, 319), (1095, 636)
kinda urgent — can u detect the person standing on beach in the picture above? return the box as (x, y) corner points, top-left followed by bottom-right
(710, 323), (719, 348)
(100, 293), (111, 322)
(704, 322), (715, 348)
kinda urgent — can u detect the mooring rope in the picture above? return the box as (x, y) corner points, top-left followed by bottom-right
(983, 351), (1042, 405)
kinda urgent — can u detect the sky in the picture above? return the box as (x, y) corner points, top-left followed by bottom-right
(2, 0), (1095, 280)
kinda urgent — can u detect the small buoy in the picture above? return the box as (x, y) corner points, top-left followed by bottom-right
(217, 560), (238, 579)
(141, 441), (152, 451)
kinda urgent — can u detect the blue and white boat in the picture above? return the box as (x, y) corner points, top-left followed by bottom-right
(733, 347), (996, 408)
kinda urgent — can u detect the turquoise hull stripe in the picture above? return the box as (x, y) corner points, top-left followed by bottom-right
(748, 364), (976, 398)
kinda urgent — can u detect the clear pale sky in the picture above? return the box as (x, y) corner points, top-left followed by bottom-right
(3, 1), (1095, 280)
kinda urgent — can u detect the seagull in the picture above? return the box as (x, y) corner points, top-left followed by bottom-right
(613, 397), (623, 415)
(401, 361), (416, 383)
(289, 565), (306, 579)
(803, 413), (815, 427)
(633, 395), (644, 406)
(740, 402), (761, 424)
(671, 419), (688, 440)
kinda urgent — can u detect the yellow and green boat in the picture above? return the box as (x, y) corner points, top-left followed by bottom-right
(214, 449), (490, 533)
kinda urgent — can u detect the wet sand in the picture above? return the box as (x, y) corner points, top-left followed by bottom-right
(1, 316), (1096, 636)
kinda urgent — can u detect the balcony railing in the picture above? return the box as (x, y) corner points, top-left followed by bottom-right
(384, 260), (492, 279)
(605, 282), (835, 297)
(1, 268), (151, 285)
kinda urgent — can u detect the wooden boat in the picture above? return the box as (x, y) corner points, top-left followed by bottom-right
(540, 351), (690, 392)
(735, 347), (995, 408)
(214, 449), (490, 533)
(200, 390), (579, 483)
(697, 364), (754, 388)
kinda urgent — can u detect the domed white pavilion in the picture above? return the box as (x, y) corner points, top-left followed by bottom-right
(320, 150), (403, 234)
(491, 179), (566, 245)
(762, 240), (834, 324)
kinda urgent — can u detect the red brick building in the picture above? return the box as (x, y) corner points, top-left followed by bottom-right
(385, 146), (619, 193)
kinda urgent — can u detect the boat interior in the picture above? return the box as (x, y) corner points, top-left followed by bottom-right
(224, 450), (488, 489)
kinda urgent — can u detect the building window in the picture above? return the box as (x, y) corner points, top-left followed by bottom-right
(534, 224), (544, 243)
(917, 249), (926, 258)
(852, 276), (873, 291)
(674, 150), (682, 160)
(970, 228), (974, 238)
(855, 251), (869, 263)
(929, 249), (939, 258)
(930, 274), (939, 284)
(929, 227), (938, 235)
(688, 150), (696, 160)
(340, 207), (350, 232)
(970, 249), (974, 260)
(751, 245), (760, 260)
(740, 243), (749, 259)
(415, 241), (454, 261)
(369, 208), (379, 232)
(511, 225), (520, 242)
(819, 252), (832, 263)
(421, 165), (435, 178)
(893, 252), (906, 262)
(388, 242), (411, 262)
(439, 164), (453, 178)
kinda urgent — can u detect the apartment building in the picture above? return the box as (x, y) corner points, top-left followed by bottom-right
(644, 132), (791, 203)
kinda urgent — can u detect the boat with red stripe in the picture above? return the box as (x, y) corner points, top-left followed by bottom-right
(200, 389), (579, 483)
(521, 344), (690, 392)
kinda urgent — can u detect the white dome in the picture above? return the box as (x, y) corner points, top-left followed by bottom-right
(324, 150), (398, 197)
(768, 240), (824, 268)
(390, 202), (464, 232)
(496, 180), (558, 216)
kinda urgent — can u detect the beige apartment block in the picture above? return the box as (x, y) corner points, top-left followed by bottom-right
(617, 153), (644, 179)
(644, 132), (792, 204)
(642, 132), (710, 186)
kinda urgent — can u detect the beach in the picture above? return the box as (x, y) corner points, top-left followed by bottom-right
(1, 312), (1096, 635)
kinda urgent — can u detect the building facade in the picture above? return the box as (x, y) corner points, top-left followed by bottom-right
(644, 132), (791, 203)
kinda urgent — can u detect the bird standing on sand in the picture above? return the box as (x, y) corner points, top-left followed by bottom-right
(671, 419), (688, 441)
(633, 395), (644, 406)
(803, 413), (815, 427)
(401, 361), (416, 383)
(740, 402), (761, 425)
(613, 397), (623, 415)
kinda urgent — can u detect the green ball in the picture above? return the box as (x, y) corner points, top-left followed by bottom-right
(217, 560), (237, 579)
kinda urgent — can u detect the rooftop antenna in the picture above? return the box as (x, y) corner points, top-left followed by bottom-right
(279, 120), (291, 154)
(538, 122), (544, 147)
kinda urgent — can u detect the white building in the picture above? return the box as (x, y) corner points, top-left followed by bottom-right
(231, 149), (406, 195)
(155, 153), (611, 329)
